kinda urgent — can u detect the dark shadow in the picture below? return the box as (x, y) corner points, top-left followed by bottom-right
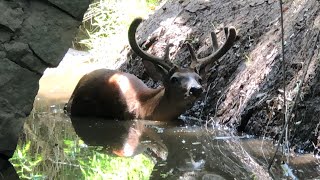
(0, 155), (19, 180)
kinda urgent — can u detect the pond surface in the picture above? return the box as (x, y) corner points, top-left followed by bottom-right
(7, 106), (320, 180)
(2, 49), (320, 180)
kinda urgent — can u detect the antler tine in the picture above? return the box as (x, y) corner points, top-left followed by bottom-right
(224, 27), (229, 38)
(210, 31), (219, 52)
(163, 43), (174, 62)
(186, 42), (198, 68)
(186, 27), (236, 70)
(198, 27), (237, 69)
(128, 18), (173, 71)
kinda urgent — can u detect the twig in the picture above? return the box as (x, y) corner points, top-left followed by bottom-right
(268, 30), (320, 170)
(268, 0), (287, 170)
(268, 0), (320, 168)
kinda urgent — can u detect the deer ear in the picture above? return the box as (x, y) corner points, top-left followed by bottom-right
(143, 60), (169, 81)
(168, 65), (178, 76)
(155, 64), (173, 82)
(143, 61), (162, 81)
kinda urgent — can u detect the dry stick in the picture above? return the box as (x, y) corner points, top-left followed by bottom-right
(268, 0), (287, 170)
(268, 14), (320, 171)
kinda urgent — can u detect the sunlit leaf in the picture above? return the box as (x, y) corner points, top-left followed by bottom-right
(17, 149), (23, 159)
(22, 142), (31, 155)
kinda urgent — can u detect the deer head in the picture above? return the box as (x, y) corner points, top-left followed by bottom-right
(128, 18), (237, 101)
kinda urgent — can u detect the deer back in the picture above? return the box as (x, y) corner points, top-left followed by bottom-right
(67, 69), (164, 119)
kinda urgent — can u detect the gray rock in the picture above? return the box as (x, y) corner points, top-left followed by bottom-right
(0, 2), (24, 31)
(20, 1), (81, 67)
(185, 2), (207, 13)
(48, 0), (90, 20)
(0, 0), (88, 157)
(0, 58), (40, 115)
(0, 97), (26, 152)
(0, 58), (40, 151)
(4, 41), (47, 74)
(0, 28), (12, 43)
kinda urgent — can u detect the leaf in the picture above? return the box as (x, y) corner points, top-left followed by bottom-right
(22, 142), (31, 154)
(17, 150), (23, 159)
(23, 165), (32, 172)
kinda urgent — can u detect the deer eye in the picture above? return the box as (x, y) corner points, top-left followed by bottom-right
(170, 77), (179, 84)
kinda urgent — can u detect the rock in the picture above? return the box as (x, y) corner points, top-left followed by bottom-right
(20, 1), (81, 67)
(0, 27), (12, 43)
(0, 58), (40, 152)
(4, 41), (47, 74)
(48, 0), (90, 20)
(0, 0), (89, 158)
(0, 2), (24, 31)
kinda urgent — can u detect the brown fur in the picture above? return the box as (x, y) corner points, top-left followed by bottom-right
(67, 69), (195, 121)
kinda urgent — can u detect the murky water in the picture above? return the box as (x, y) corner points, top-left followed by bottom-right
(8, 108), (320, 180)
(3, 49), (320, 180)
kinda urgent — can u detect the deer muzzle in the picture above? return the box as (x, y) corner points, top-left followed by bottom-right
(186, 79), (203, 98)
(189, 86), (203, 97)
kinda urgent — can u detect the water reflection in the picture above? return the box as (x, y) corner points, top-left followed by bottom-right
(70, 116), (273, 179)
(7, 90), (320, 180)
(70, 116), (226, 179)
(71, 115), (320, 179)
(70, 117), (168, 159)
(9, 109), (320, 179)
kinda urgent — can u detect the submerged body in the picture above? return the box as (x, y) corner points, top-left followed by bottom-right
(67, 69), (199, 121)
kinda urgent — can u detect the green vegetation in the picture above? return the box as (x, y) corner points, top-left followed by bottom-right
(78, 152), (153, 179)
(11, 112), (154, 179)
(11, 107), (154, 179)
(74, 0), (162, 68)
(10, 142), (43, 180)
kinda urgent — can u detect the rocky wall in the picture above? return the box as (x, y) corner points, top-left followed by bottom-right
(0, 0), (89, 158)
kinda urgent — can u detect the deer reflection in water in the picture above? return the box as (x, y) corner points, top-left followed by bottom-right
(70, 117), (168, 160)
(70, 117), (218, 179)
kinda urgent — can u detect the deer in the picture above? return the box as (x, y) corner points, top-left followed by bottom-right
(67, 18), (237, 121)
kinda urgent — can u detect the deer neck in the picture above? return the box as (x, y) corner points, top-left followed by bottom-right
(150, 89), (192, 121)
(137, 87), (184, 121)
(137, 87), (193, 121)
(137, 87), (165, 119)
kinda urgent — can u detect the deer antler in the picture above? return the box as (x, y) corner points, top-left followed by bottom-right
(186, 27), (237, 71)
(128, 18), (174, 72)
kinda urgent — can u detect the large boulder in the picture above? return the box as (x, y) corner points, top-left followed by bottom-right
(0, 0), (89, 158)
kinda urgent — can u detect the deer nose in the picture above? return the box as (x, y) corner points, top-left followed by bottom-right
(189, 86), (203, 97)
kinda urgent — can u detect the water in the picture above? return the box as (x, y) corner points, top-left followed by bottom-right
(2, 49), (320, 179)
(7, 108), (320, 179)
